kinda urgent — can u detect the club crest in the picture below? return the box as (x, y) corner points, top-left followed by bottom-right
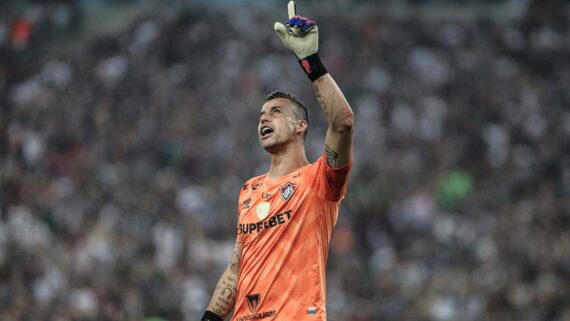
(280, 182), (297, 201)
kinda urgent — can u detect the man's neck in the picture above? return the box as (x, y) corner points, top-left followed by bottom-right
(267, 143), (309, 180)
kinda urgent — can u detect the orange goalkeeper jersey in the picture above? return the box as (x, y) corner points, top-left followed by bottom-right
(231, 153), (352, 321)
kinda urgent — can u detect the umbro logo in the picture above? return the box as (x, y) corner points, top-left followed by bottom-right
(242, 198), (252, 209)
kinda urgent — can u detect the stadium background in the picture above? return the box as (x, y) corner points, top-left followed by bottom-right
(1, 0), (569, 320)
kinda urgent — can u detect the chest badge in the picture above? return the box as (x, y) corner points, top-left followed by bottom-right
(256, 202), (270, 220)
(280, 182), (297, 201)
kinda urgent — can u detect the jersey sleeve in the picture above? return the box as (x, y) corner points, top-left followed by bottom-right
(309, 152), (353, 202)
(235, 181), (249, 243)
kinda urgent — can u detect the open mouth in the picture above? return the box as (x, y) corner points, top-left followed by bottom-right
(260, 126), (274, 139)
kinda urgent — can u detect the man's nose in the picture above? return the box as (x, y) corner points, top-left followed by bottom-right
(260, 113), (271, 123)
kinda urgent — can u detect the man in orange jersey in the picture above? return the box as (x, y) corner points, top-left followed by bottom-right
(200, 2), (354, 321)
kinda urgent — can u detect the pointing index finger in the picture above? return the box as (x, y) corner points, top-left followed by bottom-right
(288, 0), (296, 19)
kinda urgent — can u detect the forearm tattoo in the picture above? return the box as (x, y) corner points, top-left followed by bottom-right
(229, 242), (241, 271)
(211, 275), (237, 316)
(208, 242), (242, 317)
(325, 144), (339, 168)
(314, 78), (330, 117)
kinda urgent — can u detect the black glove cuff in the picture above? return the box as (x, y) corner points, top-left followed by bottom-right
(201, 311), (223, 321)
(298, 53), (328, 82)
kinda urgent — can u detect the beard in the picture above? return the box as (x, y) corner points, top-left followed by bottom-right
(261, 137), (282, 153)
(260, 132), (291, 154)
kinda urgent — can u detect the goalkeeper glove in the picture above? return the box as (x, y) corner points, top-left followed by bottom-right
(274, 1), (327, 82)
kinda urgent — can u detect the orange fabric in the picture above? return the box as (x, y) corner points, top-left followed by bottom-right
(231, 153), (351, 321)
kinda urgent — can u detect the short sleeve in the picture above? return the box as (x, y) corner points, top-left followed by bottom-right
(236, 181), (248, 243)
(309, 153), (352, 202)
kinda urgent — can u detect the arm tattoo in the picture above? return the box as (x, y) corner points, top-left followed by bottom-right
(221, 286), (234, 299)
(229, 242), (242, 271)
(325, 144), (339, 168)
(207, 242), (242, 317)
(210, 275), (237, 316)
(314, 79), (330, 116)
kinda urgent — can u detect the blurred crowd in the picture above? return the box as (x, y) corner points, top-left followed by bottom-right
(1, 0), (569, 320)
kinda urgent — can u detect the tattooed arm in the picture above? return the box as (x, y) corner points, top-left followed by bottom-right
(313, 74), (354, 168)
(205, 241), (243, 319)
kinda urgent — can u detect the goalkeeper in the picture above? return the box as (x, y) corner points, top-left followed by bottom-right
(201, 2), (354, 321)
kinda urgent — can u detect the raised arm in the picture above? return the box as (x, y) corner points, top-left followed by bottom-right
(314, 74), (354, 168)
(201, 241), (242, 321)
(274, 1), (353, 168)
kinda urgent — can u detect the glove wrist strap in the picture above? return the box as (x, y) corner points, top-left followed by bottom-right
(201, 310), (223, 321)
(298, 53), (327, 82)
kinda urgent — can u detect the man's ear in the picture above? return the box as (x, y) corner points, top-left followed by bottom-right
(296, 119), (308, 136)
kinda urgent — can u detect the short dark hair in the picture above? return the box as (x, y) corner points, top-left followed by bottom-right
(264, 90), (309, 140)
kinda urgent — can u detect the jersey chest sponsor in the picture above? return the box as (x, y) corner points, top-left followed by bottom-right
(237, 210), (292, 235)
(237, 180), (304, 235)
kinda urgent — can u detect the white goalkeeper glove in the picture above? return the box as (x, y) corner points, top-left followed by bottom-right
(273, 1), (318, 60)
(274, 1), (327, 82)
